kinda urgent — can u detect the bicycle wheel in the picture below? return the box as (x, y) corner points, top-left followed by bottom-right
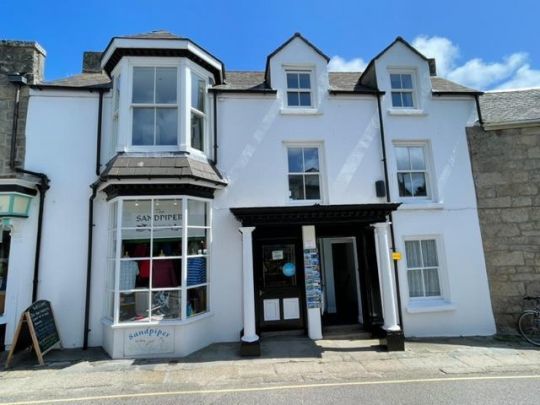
(518, 310), (540, 346)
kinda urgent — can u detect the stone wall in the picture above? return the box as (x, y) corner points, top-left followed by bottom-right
(0, 40), (45, 176)
(467, 125), (540, 333)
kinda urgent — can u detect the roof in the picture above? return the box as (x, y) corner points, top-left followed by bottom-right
(118, 30), (185, 40)
(101, 154), (227, 185)
(36, 73), (111, 89)
(479, 88), (540, 127)
(431, 76), (482, 95)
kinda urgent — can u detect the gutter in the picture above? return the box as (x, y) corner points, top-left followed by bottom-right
(8, 74), (51, 302)
(375, 93), (405, 333)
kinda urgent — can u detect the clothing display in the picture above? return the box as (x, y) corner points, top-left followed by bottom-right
(119, 260), (139, 290)
(187, 257), (206, 286)
(152, 260), (178, 287)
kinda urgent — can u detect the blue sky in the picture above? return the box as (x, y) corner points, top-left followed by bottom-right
(2, 0), (539, 90)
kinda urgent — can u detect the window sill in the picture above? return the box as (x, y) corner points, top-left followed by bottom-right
(101, 311), (213, 329)
(406, 300), (456, 314)
(398, 202), (444, 211)
(280, 108), (322, 116)
(387, 108), (426, 116)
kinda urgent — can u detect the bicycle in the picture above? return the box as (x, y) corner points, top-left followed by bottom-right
(517, 296), (540, 346)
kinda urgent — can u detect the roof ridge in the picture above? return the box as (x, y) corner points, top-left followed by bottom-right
(485, 87), (540, 93)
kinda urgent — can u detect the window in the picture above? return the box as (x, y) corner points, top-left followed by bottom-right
(131, 67), (178, 146)
(287, 146), (321, 200)
(191, 73), (207, 152)
(390, 72), (415, 108)
(286, 71), (312, 107)
(107, 197), (210, 324)
(395, 144), (429, 198)
(405, 239), (441, 298)
(111, 74), (120, 152)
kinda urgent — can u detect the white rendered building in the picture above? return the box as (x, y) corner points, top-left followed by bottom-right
(1, 31), (495, 358)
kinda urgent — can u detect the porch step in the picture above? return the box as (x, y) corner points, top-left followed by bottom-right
(322, 324), (371, 340)
(260, 329), (305, 338)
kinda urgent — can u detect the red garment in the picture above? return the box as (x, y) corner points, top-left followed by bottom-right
(152, 260), (178, 287)
(138, 261), (150, 278)
(132, 244), (150, 278)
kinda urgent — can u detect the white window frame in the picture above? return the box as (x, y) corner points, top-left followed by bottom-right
(282, 66), (318, 113)
(388, 69), (417, 109)
(105, 195), (212, 327)
(403, 236), (443, 300)
(392, 141), (435, 202)
(284, 142), (326, 204)
(188, 64), (211, 157)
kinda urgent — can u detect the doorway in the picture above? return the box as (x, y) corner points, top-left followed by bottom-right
(320, 237), (362, 326)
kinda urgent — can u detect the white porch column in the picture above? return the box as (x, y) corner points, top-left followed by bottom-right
(239, 226), (258, 343)
(372, 222), (401, 332)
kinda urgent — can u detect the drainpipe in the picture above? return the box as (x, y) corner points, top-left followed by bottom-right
(83, 86), (107, 349)
(8, 74), (50, 302)
(474, 94), (484, 128)
(375, 92), (404, 331)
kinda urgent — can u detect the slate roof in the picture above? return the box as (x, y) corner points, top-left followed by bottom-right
(479, 88), (540, 125)
(431, 76), (482, 95)
(36, 73), (111, 89)
(118, 30), (184, 40)
(101, 154), (227, 185)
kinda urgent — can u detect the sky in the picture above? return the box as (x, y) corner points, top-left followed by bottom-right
(1, 0), (539, 91)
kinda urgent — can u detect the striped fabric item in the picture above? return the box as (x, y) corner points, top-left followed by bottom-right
(187, 257), (206, 286)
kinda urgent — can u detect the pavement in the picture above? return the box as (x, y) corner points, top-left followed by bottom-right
(0, 334), (539, 403)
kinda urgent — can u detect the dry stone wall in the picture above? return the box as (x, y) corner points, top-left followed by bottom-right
(467, 125), (540, 333)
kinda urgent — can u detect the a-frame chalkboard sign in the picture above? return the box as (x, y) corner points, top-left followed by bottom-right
(4, 300), (61, 368)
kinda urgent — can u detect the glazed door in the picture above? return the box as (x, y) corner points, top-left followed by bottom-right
(255, 240), (305, 331)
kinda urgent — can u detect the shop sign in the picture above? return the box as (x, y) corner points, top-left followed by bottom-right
(124, 327), (174, 356)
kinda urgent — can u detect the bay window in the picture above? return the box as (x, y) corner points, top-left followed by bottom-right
(106, 197), (210, 324)
(191, 73), (207, 152)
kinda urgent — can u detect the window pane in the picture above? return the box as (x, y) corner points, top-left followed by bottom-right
(423, 268), (441, 296)
(395, 147), (410, 171)
(299, 92), (312, 106)
(402, 92), (414, 107)
(401, 74), (413, 89)
(187, 286), (207, 317)
(305, 175), (320, 200)
(132, 67), (154, 103)
(421, 240), (438, 267)
(152, 258), (181, 288)
(122, 200), (151, 228)
(191, 112), (204, 152)
(155, 67), (177, 104)
(108, 230), (117, 260)
(187, 257), (207, 286)
(411, 172), (427, 196)
(107, 291), (114, 319)
(132, 108), (155, 145)
(287, 147), (303, 172)
(287, 73), (299, 88)
(289, 175), (304, 200)
(390, 74), (401, 89)
(191, 74), (205, 112)
(107, 260), (115, 290)
(391, 92), (402, 107)
(407, 270), (423, 297)
(156, 108), (177, 145)
(405, 240), (422, 268)
(409, 147), (425, 170)
(188, 228), (207, 255)
(152, 228), (182, 257)
(119, 259), (139, 290)
(299, 73), (311, 89)
(121, 229), (151, 259)
(397, 173), (413, 197)
(151, 290), (181, 320)
(119, 291), (148, 322)
(287, 92), (299, 106)
(303, 148), (319, 172)
(188, 200), (208, 226)
(154, 199), (182, 227)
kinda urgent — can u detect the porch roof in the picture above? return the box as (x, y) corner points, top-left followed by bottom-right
(230, 203), (400, 227)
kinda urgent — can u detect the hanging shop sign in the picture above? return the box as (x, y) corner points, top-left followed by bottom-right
(304, 248), (322, 309)
(5, 300), (61, 368)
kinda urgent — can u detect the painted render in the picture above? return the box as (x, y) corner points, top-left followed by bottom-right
(3, 33), (496, 357)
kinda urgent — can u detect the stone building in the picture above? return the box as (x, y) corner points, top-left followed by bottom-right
(467, 88), (540, 333)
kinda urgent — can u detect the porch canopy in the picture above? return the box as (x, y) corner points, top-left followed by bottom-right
(230, 203), (401, 227)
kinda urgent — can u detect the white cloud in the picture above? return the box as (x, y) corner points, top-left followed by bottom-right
(328, 55), (367, 72)
(329, 36), (540, 90)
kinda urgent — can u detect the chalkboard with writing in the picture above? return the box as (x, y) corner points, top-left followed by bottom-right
(26, 300), (60, 354)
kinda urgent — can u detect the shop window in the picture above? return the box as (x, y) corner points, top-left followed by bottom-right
(404, 238), (441, 298)
(107, 197), (210, 324)
(394, 143), (431, 199)
(287, 145), (321, 201)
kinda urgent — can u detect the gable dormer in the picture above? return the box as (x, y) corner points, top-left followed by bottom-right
(360, 37), (435, 114)
(265, 33), (330, 113)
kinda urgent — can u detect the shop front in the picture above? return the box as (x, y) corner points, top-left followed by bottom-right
(231, 203), (404, 354)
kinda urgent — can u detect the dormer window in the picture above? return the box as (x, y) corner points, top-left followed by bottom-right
(390, 72), (415, 108)
(286, 70), (312, 107)
(132, 67), (178, 146)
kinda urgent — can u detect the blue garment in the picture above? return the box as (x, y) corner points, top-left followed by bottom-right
(187, 257), (206, 286)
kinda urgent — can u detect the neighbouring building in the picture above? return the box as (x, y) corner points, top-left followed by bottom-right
(467, 89), (540, 333)
(0, 31), (496, 358)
